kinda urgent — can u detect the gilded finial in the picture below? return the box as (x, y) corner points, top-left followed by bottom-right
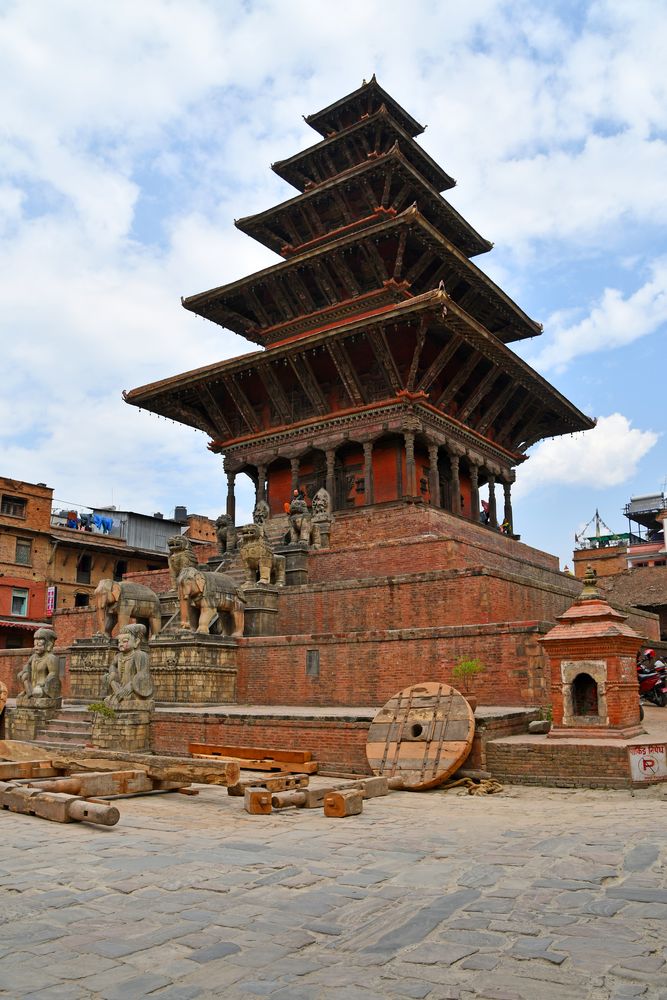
(580, 563), (600, 600)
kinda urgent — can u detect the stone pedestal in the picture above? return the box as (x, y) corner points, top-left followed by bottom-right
(8, 705), (60, 741)
(92, 707), (153, 751)
(243, 585), (280, 637)
(276, 544), (309, 586)
(313, 520), (331, 548)
(148, 633), (238, 703)
(69, 636), (116, 701)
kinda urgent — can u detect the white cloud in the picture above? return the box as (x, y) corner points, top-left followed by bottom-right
(514, 414), (659, 498)
(527, 258), (667, 372)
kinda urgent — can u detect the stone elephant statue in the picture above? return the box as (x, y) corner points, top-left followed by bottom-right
(94, 579), (162, 639)
(238, 524), (285, 587)
(177, 567), (246, 637)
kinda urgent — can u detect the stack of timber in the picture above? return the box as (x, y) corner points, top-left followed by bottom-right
(189, 742), (318, 774)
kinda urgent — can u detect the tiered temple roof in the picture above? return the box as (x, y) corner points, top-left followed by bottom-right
(126, 78), (594, 523)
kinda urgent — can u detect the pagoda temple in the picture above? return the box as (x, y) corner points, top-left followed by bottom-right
(125, 77), (594, 528)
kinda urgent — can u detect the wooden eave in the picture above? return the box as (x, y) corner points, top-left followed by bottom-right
(183, 206), (538, 346)
(127, 290), (594, 453)
(236, 147), (490, 258)
(305, 76), (424, 138)
(272, 105), (455, 193)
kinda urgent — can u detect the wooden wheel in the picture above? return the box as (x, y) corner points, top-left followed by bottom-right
(366, 682), (475, 790)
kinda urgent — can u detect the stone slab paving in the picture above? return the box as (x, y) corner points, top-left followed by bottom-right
(2, 782), (667, 999)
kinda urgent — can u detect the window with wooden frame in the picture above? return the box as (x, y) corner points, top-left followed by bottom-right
(1, 494), (26, 518)
(15, 538), (32, 565)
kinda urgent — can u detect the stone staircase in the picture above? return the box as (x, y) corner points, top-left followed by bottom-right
(31, 703), (93, 750)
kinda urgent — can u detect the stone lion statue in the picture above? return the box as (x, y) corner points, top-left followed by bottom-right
(238, 523), (286, 587)
(215, 514), (237, 555)
(289, 496), (321, 548)
(167, 534), (197, 589)
(177, 567), (246, 637)
(252, 499), (270, 533)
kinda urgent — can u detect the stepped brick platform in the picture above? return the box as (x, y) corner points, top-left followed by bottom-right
(486, 704), (667, 789)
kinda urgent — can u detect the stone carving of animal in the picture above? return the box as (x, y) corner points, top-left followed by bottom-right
(94, 579), (162, 638)
(238, 523), (286, 586)
(215, 514), (237, 554)
(167, 534), (197, 589)
(177, 567), (246, 637)
(288, 497), (321, 548)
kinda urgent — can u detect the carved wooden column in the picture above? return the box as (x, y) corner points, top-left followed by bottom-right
(256, 464), (267, 504)
(225, 471), (236, 523)
(488, 473), (498, 529)
(503, 479), (514, 533)
(363, 441), (374, 505)
(450, 453), (461, 514)
(404, 431), (416, 497)
(290, 458), (300, 492)
(428, 443), (440, 507)
(325, 449), (336, 502)
(469, 462), (479, 523)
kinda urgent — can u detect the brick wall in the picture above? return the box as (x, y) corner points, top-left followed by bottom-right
(275, 568), (579, 636)
(486, 738), (632, 788)
(151, 711), (372, 773)
(0, 648), (25, 696)
(235, 622), (552, 708)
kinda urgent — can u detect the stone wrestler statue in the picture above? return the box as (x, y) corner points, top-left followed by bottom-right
(17, 627), (61, 706)
(103, 623), (154, 710)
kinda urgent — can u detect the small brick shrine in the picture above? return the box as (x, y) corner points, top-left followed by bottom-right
(542, 566), (645, 739)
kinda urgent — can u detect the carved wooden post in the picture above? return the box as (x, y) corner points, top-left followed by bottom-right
(503, 479), (514, 533)
(469, 462), (479, 523)
(225, 471), (236, 523)
(256, 464), (266, 504)
(404, 431), (416, 497)
(488, 473), (498, 529)
(325, 449), (336, 501)
(290, 458), (300, 493)
(428, 443), (440, 507)
(363, 441), (374, 505)
(450, 452), (461, 514)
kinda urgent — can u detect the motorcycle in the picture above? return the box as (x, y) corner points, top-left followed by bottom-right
(637, 662), (667, 707)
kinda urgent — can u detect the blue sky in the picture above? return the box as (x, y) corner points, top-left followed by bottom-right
(1, 0), (665, 568)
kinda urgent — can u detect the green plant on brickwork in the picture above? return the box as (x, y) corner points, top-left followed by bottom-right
(541, 704), (553, 723)
(451, 657), (485, 693)
(88, 701), (116, 720)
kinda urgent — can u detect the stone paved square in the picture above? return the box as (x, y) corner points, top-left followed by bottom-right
(1, 782), (666, 998)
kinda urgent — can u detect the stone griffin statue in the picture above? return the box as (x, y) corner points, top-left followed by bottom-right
(167, 534), (197, 589)
(94, 579), (162, 638)
(102, 623), (154, 710)
(311, 487), (331, 522)
(215, 514), (237, 555)
(238, 523), (286, 587)
(16, 628), (61, 707)
(177, 567), (246, 637)
(288, 495), (321, 548)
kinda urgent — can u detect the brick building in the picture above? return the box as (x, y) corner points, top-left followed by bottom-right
(0, 475), (216, 650)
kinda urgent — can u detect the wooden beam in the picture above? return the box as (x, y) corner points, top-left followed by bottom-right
(435, 350), (481, 408)
(457, 367), (499, 423)
(475, 381), (518, 435)
(327, 341), (366, 406)
(167, 398), (218, 438)
(258, 363), (292, 425)
(288, 355), (329, 415)
(368, 327), (403, 393)
(495, 393), (534, 446)
(221, 375), (259, 433)
(417, 335), (462, 393)
(406, 319), (427, 391)
(198, 384), (233, 439)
